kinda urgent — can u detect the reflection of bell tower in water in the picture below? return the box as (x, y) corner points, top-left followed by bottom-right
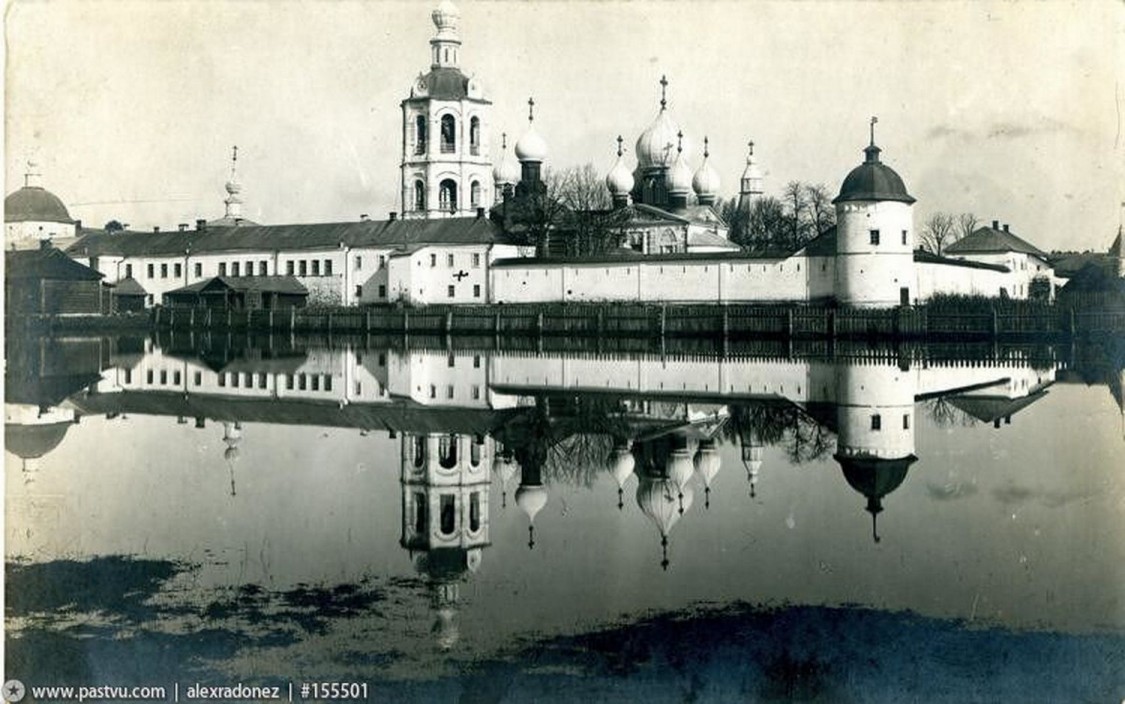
(833, 360), (917, 542)
(400, 431), (492, 650)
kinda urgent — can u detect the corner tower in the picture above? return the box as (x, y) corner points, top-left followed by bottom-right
(400, 1), (492, 219)
(833, 118), (916, 308)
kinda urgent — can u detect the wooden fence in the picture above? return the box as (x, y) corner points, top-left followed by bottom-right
(150, 302), (1125, 341)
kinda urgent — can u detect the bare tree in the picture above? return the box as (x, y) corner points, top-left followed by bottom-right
(804, 183), (836, 237)
(919, 212), (957, 255)
(783, 181), (811, 251)
(956, 212), (979, 240)
(745, 197), (788, 252)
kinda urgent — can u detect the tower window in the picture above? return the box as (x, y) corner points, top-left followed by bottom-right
(440, 115), (456, 153)
(469, 116), (480, 156)
(903, 414), (910, 429)
(414, 115), (427, 155)
(413, 493), (426, 534)
(414, 179), (426, 212)
(902, 229), (908, 245)
(440, 495), (456, 535)
(354, 255), (362, 270)
(871, 414), (882, 431)
(469, 492), (481, 532)
(869, 229), (880, 245)
(438, 179), (458, 212)
(470, 180), (481, 208)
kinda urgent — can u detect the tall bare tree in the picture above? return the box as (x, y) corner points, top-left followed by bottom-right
(956, 212), (979, 240)
(919, 212), (957, 255)
(804, 183), (836, 237)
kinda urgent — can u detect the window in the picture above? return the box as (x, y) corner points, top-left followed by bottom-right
(871, 414), (882, 431)
(193, 263), (202, 278)
(447, 285), (455, 298)
(286, 375), (294, 390)
(232, 262), (240, 276)
(470, 180), (481, 208)
(448, 355), (456, 368)
(125, 264), (133, 278)
(414, 180), (425, 211)
(160, 263), (168, 279)
(160, 370), (167, 385)
(286, 261), (294, 276)
(245, 261), (253, 275)
(231, 373), (239, 388)
(324, 260), (333, 276)
(298, 375), (307, 391)
(259, 374), (267, 389)
(378, 284), (386, 298)
(471, 253), (481, 268)
(354, 381), (362, 395)
(413, 493), (427, 534)
(311, 376), (319, 391)
(471, 385), (480, 400)
(378, 255), (386, 269)
(354, 255), (362, 271)
(439, 495), (456, 535)
(446, 385), (454, 399)
(124, 369), (132, 384)
(355, 285), (363, 299)
(473, 284), (481, 298)
(147, 263), (154, 279)
(473, 355), (480, 368)
(173, 263), (182, 278)
(903, 414), (910, 429)
(414, 115), (427, 155)
(429, 384), (436, 399)
(902, 229), (908, 245)
(469, 492), (480, 532)
(259, 261), (268, 276)
(438, 179), (457, 212)
(217, 373), (225, 387)
(447, 253), (454, 267)
(324, 376), (332, 392)
(440, 114), (456, 153)
(193, 371), (202, 386)
(869, 229), (880, 245)
(469, 116), (480, 156)
(173, 371), (181, 385)
(312, 260), (320, 276)
(299, 260), (307, 276)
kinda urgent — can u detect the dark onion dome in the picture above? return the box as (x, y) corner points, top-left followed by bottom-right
(836, 454), (917, 543)
(832, 143), (915, 205)
(416, 67), (472, 100)
(5, 186), (74, 223)
(5, 422), (72, 460)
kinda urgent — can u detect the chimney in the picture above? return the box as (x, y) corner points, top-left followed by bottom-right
(992, 219), (999, 230)
(389, 212), (398, 222)
(360, 213), (369, 222)
(178, 223), (188, 232)
(153, 226), (160, 233)
(75, 219), (82, 231)
(195, 219), (206, 231)
(476, 206), (486, 219)
(1003, 223), (1010, 233)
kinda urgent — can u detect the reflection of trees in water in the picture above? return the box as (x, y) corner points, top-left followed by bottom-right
(723, 402), (835, 465)
(923, 397), (977, 428)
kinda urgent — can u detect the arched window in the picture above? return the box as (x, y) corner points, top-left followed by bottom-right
(413, 493), (426, 534)
(412, 435), (426, 468)
(414, 180), (426, 212)
(440, 115), (456, 153)
(469, 492), (481, 532)
(414, 115), (427, 155)
(470, 181), (481, 208)
(438, 434), (458, 468)
(439, 179), (458, 213)
(439, 494), (455, 535)
(469, 116), (480, 155)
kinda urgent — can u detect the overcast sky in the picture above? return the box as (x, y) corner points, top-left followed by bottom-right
(5, 0), (1123, 253)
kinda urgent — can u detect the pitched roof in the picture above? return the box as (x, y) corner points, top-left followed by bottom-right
(5, 247), (104, 281)
(913, 248), (1010, 272)
(947, 389), (1050, 423)
(110, 276), (147, 296)
(66, 216), (508, 259)
(167, 275), (308, 297)
(946, 225), (1048, 259)
(687, 229), (740, 250)
(491, 248), (791, 267)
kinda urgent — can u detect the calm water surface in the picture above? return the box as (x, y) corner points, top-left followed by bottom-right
(6, 334), (1124, 702)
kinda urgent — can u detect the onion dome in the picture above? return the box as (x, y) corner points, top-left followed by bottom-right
(432, 0), (460, 37)
(492, 133), (520, 186)
(493, 451), (518, 508)
(606, 440), (636, 510)
(693, 438), (722, 509)
(665, 441), (695, 515)
(692, 137), (721, 202)
(837, 454), (918, 543)
(636, 478), (695, 570)
(222, 421), (243, 462)
(635, 76), (682, 171)
(833, 117), (915, 205)
(515, 98), (548, 163)
(4, 421), (72, 460)
(605, 136), (635, 197)
(5, 161), (73, 224)
(515, 482), (548, 548)
(665, 132), (693, 196)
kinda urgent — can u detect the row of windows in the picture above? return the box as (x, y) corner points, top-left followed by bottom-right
(354, 254), (387, 271)
(447, 355), (483, 368)
(870, 414), (910, 431)
(868, 229), (910, 246)
(413, 114), (481, 156)
(428, 383), (482, 400)
(428, 252), (482, 268)
(135, 258), (338, 280)
(413, 179), (482, 212)
(448, 284), (482, 298)
(413, 491), (482, 536)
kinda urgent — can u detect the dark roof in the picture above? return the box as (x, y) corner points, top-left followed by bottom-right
(1050, 251), (1108, 278)
(167, 275), (308, 297)
(947, 389), (1049, 424)
(945, 226), (1048, 259)
(111, 276), (147, 296)
(833, 144), (915, 205)
(66, 216), (508, 258)
(5, 422), (73, 460)
(406, 67), (490, 102)
(207, 215), (260, 227)
(1059, 261), (1125, 294)
(5, 247), (104, 281)
(913, 248), (1010, 272)
(490, 248), (792, 268)
(800, 227), (837, 256)
(4, 186), (74, 223)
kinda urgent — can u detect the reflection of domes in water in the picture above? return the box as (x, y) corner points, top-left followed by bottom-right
(836, 454), (917, 543)
(516, 483), (548, 548)
(607, 441), (636, 510)
(5, 422), (72, 460)
(412, 547), (479, 581)
(693, 439), (722, 508)
(637, 478), (694, 570)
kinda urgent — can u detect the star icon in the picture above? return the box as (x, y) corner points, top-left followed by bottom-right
(3, 679), (25, 703)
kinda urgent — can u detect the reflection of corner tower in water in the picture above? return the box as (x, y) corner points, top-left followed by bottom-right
(399, 431), (492, 650)
(833, 360), (918, 542)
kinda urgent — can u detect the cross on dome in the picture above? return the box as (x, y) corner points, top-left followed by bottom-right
(748, 140), (755, 158)
(676, 130), (683, 154)
(703, 136), (709, 159)
(616, 135), (624, 157)
(659, 75), (668, 111)
(870, 115), (878, 146)
(528, 97), (535, 124)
